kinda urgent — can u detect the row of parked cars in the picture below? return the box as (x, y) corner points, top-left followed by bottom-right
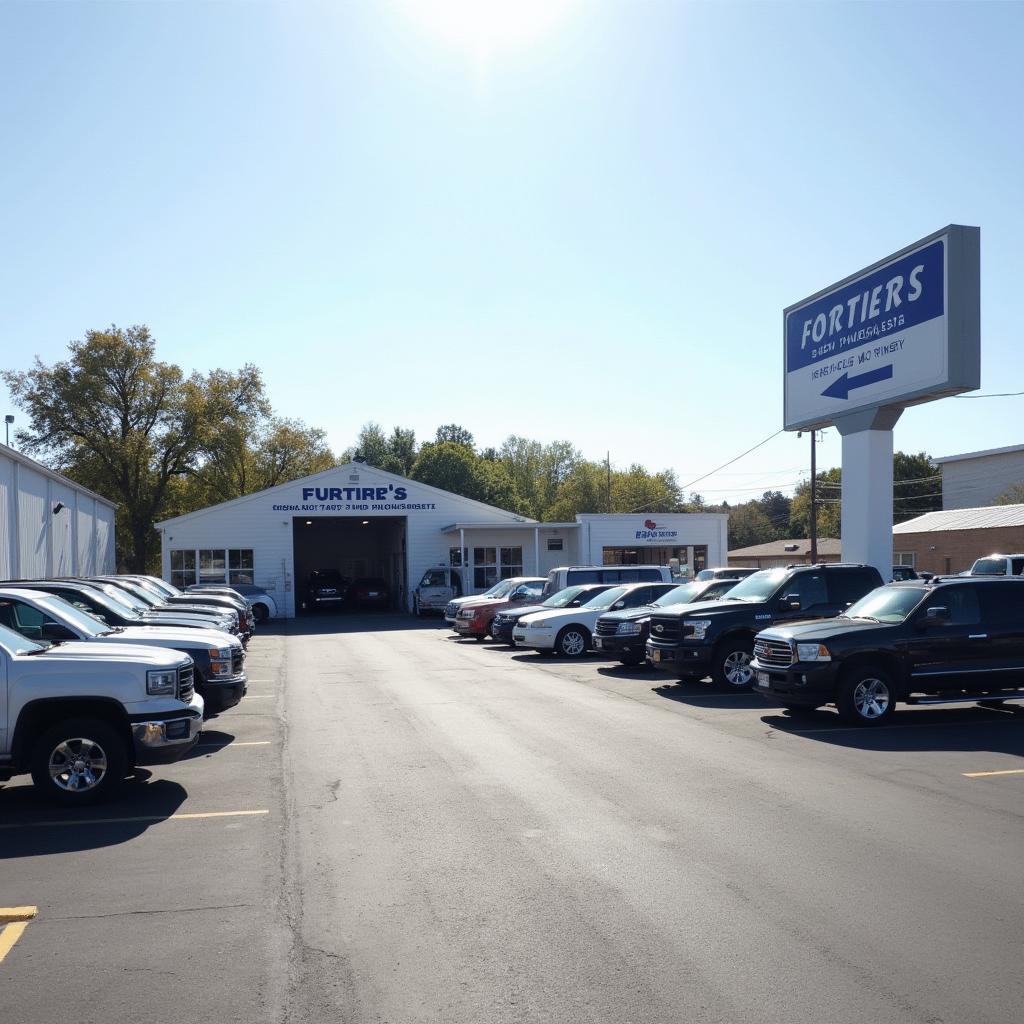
(440, 558), (1024, 726)
(0, 574), (257, 804)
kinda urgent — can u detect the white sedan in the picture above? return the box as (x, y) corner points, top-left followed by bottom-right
(513, 583), (677, 657)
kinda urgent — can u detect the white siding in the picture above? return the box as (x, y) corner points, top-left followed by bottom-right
(95, 504), (116, 574)
(942, 449), (1024, 509)
(50, 479), (78, 576)
(17, 466), (47, 576)
(0, 456), (13, 577)
(576, 513), (730, 568)
(77, 498), (97, 575)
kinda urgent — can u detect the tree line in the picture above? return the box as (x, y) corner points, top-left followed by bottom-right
(5, 325), (969, 572)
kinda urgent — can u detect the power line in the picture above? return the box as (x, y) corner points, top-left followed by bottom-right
(953, 390), (1024, 398)
(680, 430), (785, 493)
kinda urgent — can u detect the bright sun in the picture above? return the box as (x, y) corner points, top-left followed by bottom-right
(402, 0), (577, 56)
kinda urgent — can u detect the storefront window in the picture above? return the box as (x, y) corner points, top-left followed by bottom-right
(449, 547), (466, 567)
(170, 550), (196, 590)
(500, 547), (523, 579)
(199, 549), (227, 584)
(229, 549), (255, 584)
(473, 547), (498, 589)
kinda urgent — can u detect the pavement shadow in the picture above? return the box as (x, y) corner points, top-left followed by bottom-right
(762, 703), (1024, 757)
(0, 778), (189, 859)
(596, 664), (656, 680)
(261, 613), (442, 637)
(181, 729), (236, 760)
(651, 678), (777, 710)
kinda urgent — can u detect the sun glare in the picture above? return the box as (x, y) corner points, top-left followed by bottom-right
(402, 0), (576, 56)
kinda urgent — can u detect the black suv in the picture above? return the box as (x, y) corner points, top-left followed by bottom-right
(751, 576), (1024, 725)
(594, 578), (740, 665)
(646, 563), (883, 687)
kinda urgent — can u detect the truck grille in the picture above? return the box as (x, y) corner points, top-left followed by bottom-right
(753, 638), (793, 668)
(232, 650), (244, 675)
(648, 616), (681, 641)
(595, 618), (619, 637)
(445, 601), (459, 618)
(178, 665), (195, 702)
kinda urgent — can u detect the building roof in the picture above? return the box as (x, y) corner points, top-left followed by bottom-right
(892, 504), (1024, 534)
(0, 443), (117, 509)
(442, 521), (579, 533)
(728, 537), (842, 558)
(155, 461), (538, 529)
(935, 443), (1024, 465)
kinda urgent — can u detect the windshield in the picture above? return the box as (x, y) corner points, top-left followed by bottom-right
(482, 579), (516, 599)
(720, 568), (790, 602)
(78, 587), (143, 620)
(108, 579), (161, 607)
(971, 557), (1006, 575)
(543, 585), (590, 608)
(0, 621), (48, 655)
(36, 594), (108, 636)
(843, 586), (927, 623)
(653, 583), (704, 606)
(583, 586), (629, 609)
(695, 570), (715, 581)
(420, 570), (448, 587)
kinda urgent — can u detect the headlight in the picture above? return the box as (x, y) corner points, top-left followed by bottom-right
(529, 619), (550, 628)
(616, 622), (642, 635)
(797, 642), (831, 662)
(208, 647), (233, 675)
(685, 619), (713, 640)
(147, 669), (177, 695)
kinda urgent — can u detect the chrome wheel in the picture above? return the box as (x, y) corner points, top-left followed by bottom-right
(558, 629), (587, 657)
(48, 738), (109, 793)
(852, 677), (891, 720)
(722, 650), (754, 686)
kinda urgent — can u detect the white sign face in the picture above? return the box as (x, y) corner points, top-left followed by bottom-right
(632, 519), (679, 545)
(784, 227), (978, 431)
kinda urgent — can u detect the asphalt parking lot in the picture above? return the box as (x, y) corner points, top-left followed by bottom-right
(3, 615), (1023, 1024)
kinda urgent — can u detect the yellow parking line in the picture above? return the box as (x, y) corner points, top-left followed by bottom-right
(0, 809), (269, 830)
(0, 907), (37, 964)
(962, 768), (1024, 779)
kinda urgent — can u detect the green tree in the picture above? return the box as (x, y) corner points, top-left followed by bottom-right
(996, 482), (1024, 504)
(891, 451), (941, 523)
(388, 427), (418, 475)
(3, 325), (265, 571)
(727, 502), (779, 549)
(411, 441), (486, 498)
(435, 423), (475, 449)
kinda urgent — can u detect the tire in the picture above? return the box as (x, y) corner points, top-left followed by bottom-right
(30, 717), (129, 805)
(555, 625), (590, 658)
(251, 603), (269, 623)
(836, 667), (896, 726)
(712, 637), (755, 688)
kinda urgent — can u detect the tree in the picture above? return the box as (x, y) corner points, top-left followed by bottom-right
(610, 464), (682, 515)
(891, 451), (941, 523)
(757, 490), (791, 530)
(435, 424), (475, 449)
(388, 427), (418, 475)
(2, 325), (266, 571)
(727, 503), (779, 550)
(996, 482), (1024, 505)
(411, 441), (486, 499)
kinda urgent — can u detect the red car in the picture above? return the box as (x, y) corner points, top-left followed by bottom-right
(452, 578), (545, 640)
(352, 577), (390, 610)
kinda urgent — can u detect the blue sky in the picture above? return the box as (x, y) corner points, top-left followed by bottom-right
(1, 0), (1021, 504)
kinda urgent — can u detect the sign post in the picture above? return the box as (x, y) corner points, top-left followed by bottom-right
(784, 226), (980, 577)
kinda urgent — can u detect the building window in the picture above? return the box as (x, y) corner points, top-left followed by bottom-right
(473, 547), (498, 589)
(546, 538), (563, 551)
(229, 549), (255, 584)
(170, 549), (197, 590)
(449, 547), (466, 567)
(894, 552), (916, 567)
(500, 547), (523, 579)
(199, 549), (227, 584)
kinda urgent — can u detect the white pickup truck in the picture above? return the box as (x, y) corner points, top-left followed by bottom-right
(0, 621), (203, 803)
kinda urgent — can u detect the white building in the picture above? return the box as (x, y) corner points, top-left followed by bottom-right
(1, 444), (117, 579)
(155, 462), (729, 617)
(937, 443), (1024, 510)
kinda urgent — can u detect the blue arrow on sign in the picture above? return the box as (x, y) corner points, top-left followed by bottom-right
(821, 363), (894, 400)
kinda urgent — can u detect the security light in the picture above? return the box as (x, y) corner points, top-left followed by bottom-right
(53, 501), (66, 515)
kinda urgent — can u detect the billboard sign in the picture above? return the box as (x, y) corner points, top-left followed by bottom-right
(784, 225), (979, 431)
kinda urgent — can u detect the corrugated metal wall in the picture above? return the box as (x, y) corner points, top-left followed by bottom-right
(0, 448), (117, 579)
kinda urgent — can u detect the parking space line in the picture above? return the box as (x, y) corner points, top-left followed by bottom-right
(0, 810), (270, 830)
(962, 768), (1024, 778)
(784, 719), (1016, 735)
(196, 741), (271, 748)
(0, 907), (38, 964)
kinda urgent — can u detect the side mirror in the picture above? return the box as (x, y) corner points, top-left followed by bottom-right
(41, 622), (77, 642)
(781, 594), (802, 611)
(613, 601), (625, 609)
(569, 599), (582, 607)
(925, 606), (950, 625)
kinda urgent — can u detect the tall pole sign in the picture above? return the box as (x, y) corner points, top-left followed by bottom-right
(784, 226), (980, 577)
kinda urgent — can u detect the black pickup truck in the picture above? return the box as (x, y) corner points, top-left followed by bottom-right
(645, 563), (883, 687)
(751, 576), (1024, 724)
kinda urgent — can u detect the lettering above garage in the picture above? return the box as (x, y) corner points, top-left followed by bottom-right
(272, 485), (438, 513)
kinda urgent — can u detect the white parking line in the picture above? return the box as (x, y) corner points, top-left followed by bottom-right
(196, 741), (271, 749)
(0, 810), (270, 830)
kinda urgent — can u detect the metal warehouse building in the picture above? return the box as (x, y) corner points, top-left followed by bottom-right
(156, 462), (728, 617)
(1, 444), (117, 579)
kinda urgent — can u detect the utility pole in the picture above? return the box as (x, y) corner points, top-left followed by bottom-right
(4, 414), (13, 447)
(809, 429), (818, 564)
(606, 451), (612, 513)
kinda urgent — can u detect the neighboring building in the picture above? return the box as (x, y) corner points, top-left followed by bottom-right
(892, 504), (1024, 576)
(156, 462), (729, 617)
(936, 443), (1024, 510)
(728, 538), (842, 569)
(0, 444), (117, 579)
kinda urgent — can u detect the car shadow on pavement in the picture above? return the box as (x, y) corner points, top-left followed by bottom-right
(596, 664), (657, 680)
(181, 729), (236, 759)
(761, 703), (1024, 756)
(650, 679), (777, 710)
(0, 778), (189, 859)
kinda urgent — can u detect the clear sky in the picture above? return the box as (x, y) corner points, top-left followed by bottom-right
(1, 0), (1021, 504)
